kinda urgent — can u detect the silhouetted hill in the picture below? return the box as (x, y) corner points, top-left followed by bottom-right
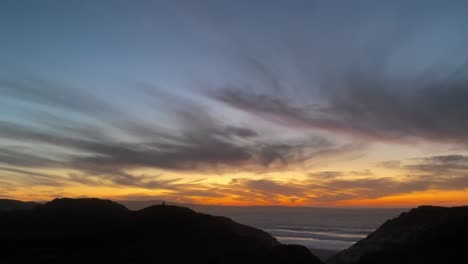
(0, 198), (322, 264)
(0, 199), (39, 211)
(43, 197), (129, 214)
(328, 205), (468, 264)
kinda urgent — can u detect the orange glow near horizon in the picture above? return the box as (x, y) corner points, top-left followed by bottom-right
(183, 190), (468, 207)
(2, 151), (468, 208)
(330, 190), (468, 208)
(5, 184), (468, 208)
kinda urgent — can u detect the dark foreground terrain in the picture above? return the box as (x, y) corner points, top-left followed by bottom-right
(329, 205), (468, 264)
(1, 199), (467, 264)
(0, 199), (40, 211)
(0, 198), (321, 264)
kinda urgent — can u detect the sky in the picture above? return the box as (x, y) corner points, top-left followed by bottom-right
(1, 0), (468, 206)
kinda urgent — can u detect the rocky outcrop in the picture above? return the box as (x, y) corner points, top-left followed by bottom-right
(328, 205), (468, 264)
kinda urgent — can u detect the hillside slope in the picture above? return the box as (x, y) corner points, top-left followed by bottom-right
(328, 206), (468, 264)
(0, 198), (322, 264)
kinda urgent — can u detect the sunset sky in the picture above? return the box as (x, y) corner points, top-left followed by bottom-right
(1, 0), (467, 206)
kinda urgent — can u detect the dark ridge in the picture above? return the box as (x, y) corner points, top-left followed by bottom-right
(42, 197), (129, 213)
(0, 199), (40, 211)
(137, 203), (195, 215)
(328, 205), (468, 264)
(0, 198), (322, 264)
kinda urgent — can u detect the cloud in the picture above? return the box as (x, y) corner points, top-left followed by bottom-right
(0, 166), (66, 187)
(305, 156), (468, 202)
(243, 179), (303, 196)
(406, 155), (468, 174)
(402, 155), (468, 190)
(308, 171), (344, 179)
(0, 75), (357, 190)
(378, 160), (402, 169)
(0, 76), (115, 116)
(308, 170), (373, 179)
(0, 119), (342, 174)
(0, 148), (61, 168)
(212, 60), (468, 144)
(6, 75), (466, 202)
(205, 10), (468, 145)
(212, 160), (468, 204)
(2, 0), (468, 205)
(224, 125), (258, 138)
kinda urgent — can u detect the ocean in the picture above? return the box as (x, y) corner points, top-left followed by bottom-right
(122, 201), (406, 251)
(191, 206), (406, 251)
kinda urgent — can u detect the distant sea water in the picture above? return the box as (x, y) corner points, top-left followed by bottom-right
(122, 201), (406, 251)
(190, 206), (406, 251)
